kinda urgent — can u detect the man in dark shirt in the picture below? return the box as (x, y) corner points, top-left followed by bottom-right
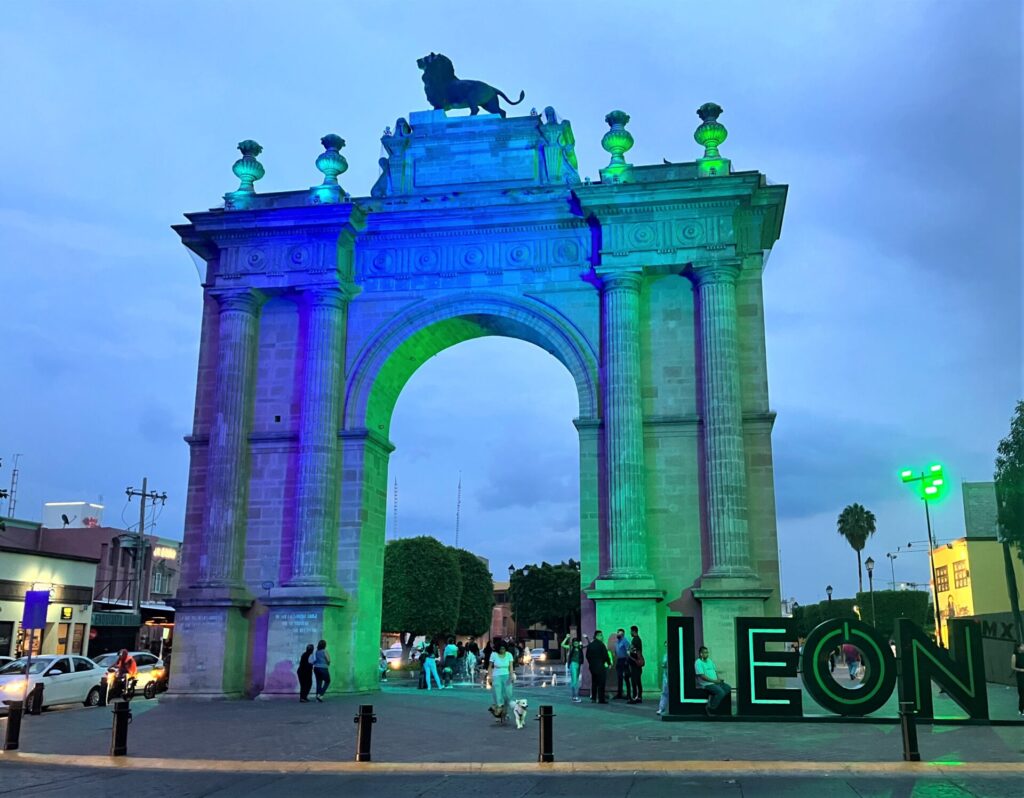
(585, 630), (613, 703)
(628, 625), (644, 703)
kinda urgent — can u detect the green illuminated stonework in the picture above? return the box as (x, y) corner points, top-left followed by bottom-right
(170, 100), (787, 697)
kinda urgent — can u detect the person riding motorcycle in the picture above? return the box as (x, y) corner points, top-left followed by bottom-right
(109, 649), (138, 701)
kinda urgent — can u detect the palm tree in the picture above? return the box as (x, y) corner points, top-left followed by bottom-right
(837, 503), (876, 592)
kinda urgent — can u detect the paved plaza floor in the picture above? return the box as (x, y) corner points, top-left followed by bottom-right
(1, 678), (1021, 796)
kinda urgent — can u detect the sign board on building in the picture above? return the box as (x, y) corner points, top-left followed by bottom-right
(60, 606), (73, 620)
(22, 590), (50, 630)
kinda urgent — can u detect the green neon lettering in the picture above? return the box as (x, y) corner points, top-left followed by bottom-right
(677, 625), (705, 703)
(747, 627), (791, 705)
(911, 627), (975, 707)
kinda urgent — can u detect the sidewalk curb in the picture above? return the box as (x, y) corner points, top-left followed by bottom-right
(2, 752), (1022, 776)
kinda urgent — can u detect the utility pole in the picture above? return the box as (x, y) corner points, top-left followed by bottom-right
(126, 478), (167, 615)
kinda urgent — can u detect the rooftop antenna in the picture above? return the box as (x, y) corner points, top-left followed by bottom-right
(454, 471), (462, 548)
(6, 454), (22, 518)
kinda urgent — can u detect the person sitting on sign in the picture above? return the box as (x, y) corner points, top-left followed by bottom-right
(695, 646), (732, 715)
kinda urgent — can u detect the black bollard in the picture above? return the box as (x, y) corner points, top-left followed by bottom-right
(537, 704), (555, 763)
(353, 704), (376, 762)
(110, 701), (131, 756)
(97, 678), (108, 708)
(899, 700), (920, 762)
(28, 683), (44, 716)
(3, 700), (23, 751)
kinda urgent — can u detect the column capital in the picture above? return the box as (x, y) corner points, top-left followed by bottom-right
(211, 287), (264, 315)
(601, 270), (644, 292)
(687, 259), (742, 288)
(302, 282), (361, 308)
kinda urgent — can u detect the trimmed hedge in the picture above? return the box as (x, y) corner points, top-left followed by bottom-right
(792, 591), (930, 638)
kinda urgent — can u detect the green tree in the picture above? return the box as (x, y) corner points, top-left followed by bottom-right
(994, 399), (1024, 640)
(381, 536), (461, 660)
(853, 589), (930, 636)
(837, 503), (876, 593)
(509, 560), (581, 641)
(450, 547), (494, 638)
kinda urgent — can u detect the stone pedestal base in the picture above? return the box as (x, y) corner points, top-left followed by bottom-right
(693, 580), (772, 685)
(586, 577), (664, 691)
(259, 588), (347, 698)
(167, 588), (252, 699)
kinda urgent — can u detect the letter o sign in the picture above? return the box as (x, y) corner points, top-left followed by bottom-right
(801, 618), (897, 717)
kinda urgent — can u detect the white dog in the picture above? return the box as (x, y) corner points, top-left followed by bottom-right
(512, 698), (529, 729)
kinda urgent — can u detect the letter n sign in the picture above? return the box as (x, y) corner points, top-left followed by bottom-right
(895, 618), (988, 719)
(666, 617), (715, 715)
(734, 617), (802, 717)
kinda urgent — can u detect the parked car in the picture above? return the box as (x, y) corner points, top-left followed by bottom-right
(0, 657), (13, 669)
(0, 655), (105, 711)
(93, 651), (167, 699)
(529, 647), (547, 663)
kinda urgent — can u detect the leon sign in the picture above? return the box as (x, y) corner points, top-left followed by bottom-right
(667, 616), (988, 720)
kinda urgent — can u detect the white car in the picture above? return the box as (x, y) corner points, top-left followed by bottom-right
(530, 647), (547, 663)
(93, 651), (166, 699)
(0, 655), (105, 711)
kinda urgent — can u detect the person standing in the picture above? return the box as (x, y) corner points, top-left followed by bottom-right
(442, 636), (458, 689)
(613, 628), (629, 699)
(842, 642), (861, 681)
(1012, 641), (1024, 717)
(422, 639), (442, 690)
(297, 643), (314, 702)
(312, 639), (331, 702)
(628, 625), (645, 704)
(696, 646), (732, 714)
(489, 640), (515, 716)
(561, 632), (585, 703)
(586, 630), (613, 703)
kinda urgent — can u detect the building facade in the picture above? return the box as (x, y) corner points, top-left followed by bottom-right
(172, 93), (787, 698)
(0, 546), (97, 658)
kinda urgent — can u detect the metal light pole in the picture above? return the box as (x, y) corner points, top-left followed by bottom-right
(865, 557), (876, 626)
(900, 465), (945, 646)
(886, 552), (898, 590)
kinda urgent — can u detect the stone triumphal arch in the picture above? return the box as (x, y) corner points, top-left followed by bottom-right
(171, 94), (787, 697)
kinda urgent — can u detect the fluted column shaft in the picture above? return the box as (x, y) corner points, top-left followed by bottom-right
(602, 271), (650, 579)
(200, 289), (261, 587)
(692, 262), (753, 576)
(289, 287), (347, 585)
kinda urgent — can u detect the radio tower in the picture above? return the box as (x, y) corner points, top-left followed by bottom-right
(391, 477), (399, 540)
(454, 471), (462, 548)
(6, 454), (22, 518)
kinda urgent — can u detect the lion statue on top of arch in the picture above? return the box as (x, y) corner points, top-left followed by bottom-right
(417, 53), (525, 118)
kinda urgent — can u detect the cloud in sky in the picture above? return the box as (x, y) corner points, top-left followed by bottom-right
(0, 0), (1019, 598)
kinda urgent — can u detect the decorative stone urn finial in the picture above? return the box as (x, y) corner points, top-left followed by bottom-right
(600, 110), (634, 183)
(694, 103), (730, 177)
(315, 134), (348, 186)
(232, 140), (265, 194)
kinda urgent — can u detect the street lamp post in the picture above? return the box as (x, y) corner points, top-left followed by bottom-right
(826, 584), (833, 602)
(886, 552), (898, 590)
(900, 465), (946, 646)
(865, 557), (876, 626)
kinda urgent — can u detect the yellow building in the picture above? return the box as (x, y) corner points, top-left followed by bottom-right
(931, 482), (1024, 643)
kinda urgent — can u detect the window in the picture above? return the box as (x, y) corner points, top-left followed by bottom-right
(48, 657), (70, 675)
(73, 657), (95, 673)
(136, 654), (157, 667)
(152, 569), (167, 595)
(953, 560), (969, 589)
(109, 542), (118, 566)
(934, 565), (950, 593)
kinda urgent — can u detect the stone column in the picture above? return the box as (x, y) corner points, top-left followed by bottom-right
(602, 271), (651, 579)
(691, 261), (753, 577)
(288, 286), (347, 585)
(198, 288), (261, 588)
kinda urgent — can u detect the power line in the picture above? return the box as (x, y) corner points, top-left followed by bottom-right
(125, 477), (167, 613)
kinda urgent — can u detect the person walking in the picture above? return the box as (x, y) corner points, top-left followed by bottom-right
(656, 641), (670, 715)
(442, 636), (458, 689)
(465, 646), (478, 685)
(489, 640), (516, 717)
(312, 639), (331, 702)
(585, 630), (613, 703)
(561, 632), (585, 703)
(422, 639), (442, 690)
(842, 642), (861, 681)
(1012, 641), (1024, 717)
(628, 625), (645, 704)
(297, 643), (314, 702)
(613, 628), (629, 699)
